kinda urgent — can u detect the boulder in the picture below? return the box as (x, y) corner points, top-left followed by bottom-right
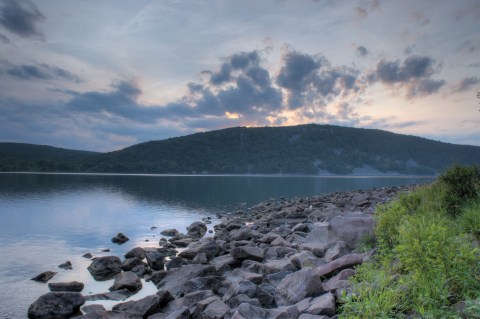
(169, 238), (195, 248)
(125, 247), (145, 259)
(87, 256), (122, 280)
(58, 261), (72, 270)
(161, 228), (179, 237)
(306, 293), (336, 316)
(328, 212), (375, 249)
(82, 253), (93, 259)
(165, 256), (188, 270)
(203, 299), (230, 319)
(84, 289), (133, 302)
(122, 257), (145, 271)
(80, 304), (105, 314)
(182, 276), (224, 295)
(226, 294), (262, 308)
(111, 232), (129, 244)
(187, 221), (207, 239)
(263, 259), (297, 274)
(28, 292), (84, 319)
(322, 269), (355, 292)
(48, 281), (84, 292)
(146, 270), (170, 285)
(145, 250), (165, 271)
(110, 271), (142, 292)
(275, 269), (324, 305)
(178, 239), (219, 260)
(31, 271), (56, 283)
(324, 241), (349, 262)
(156, 264), (216, 297)
(314, 252), (368, 278)
(192, 252), (208, 264)
(112, 294), (161, 317)
(230, 246), (264, 262)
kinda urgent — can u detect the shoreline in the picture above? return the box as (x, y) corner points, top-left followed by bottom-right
(28, 184), (416, 318)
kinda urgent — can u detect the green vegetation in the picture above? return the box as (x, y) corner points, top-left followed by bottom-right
(2, 125), (480, 174)
(339, 165), (480, 318)
(0, 142), (98, 172)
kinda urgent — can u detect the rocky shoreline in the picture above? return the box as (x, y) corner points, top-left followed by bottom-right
(28, 185), (415, 319)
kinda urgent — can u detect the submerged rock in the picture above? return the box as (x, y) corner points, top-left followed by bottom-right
(31, 271), (56, 283)
(111, 232), (130, 244)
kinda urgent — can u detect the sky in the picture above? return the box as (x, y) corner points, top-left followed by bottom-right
(0, 0), (479, 152)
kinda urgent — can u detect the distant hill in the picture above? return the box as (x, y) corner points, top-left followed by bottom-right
(84, 124), (480, 175)
(0, 143), (99, 172)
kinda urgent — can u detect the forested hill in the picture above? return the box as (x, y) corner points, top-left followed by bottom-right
(84, 124), (480, 175)
(0, 143), (99, 172)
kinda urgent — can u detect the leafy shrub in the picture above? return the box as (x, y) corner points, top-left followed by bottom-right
(440, 165), (480, 217)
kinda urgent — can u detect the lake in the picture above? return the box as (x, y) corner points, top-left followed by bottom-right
(0, 173), (434, 317)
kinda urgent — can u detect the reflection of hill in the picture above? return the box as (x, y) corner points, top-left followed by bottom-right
(0, 173), (433, 212)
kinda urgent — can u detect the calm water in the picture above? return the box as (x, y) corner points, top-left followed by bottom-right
(0, 173), (433, 318)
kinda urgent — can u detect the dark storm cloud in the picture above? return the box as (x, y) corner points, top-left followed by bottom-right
(452, 76), (480, 93)
(65, 80), (167, 124)
(0, 0), (45, 40)
(0, 60), (82, 82)
(369, 55), (446, 97)
(209, 51), (261, 85)
(356, 46), (369, 57)
(276, 51), (360, 109)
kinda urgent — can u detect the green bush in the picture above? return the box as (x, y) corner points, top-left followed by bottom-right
(440, 165), (480, 217)
(339, 165), (480, 319)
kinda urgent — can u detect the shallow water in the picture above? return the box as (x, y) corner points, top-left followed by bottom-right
(0, 173), (433, 317)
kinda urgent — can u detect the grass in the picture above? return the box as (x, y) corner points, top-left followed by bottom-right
(339, 165), (480, 319)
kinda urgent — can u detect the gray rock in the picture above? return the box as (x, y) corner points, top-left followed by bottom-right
(324, 241), (349, 262)
(187, 221), (207, 239)
(290, 251), (325, 269)
(78, 311), (143, 318)
(85, 289), (134, 302)
(81, 304), (105, 314)
(31, 271), (57, 283)
(161, 291), (214, 317)
(125, 247), (145, 259)
(203, 299), (230, 319)
(299, 242), (327, 258)
(156, 264), (216, 297)
(226, 294), (262, 308)
(322, 269), (355, 292)
(122, 257), (145, 271)
(263, 259), (297, 274)
(48, 281), (84, 292)
(328, 212), (375, 249)
(182, 276), (224, 295)
(192, 252), (208, 264)
(145, 250), (165, 271)
(298, 314), (330, 319)
(110, 271), (142, 292)
(178, 239), (219, 260)
(230, 246), (264, 262)
(161, 229), (179, 237)
(146, 270), (170, 285)
(28, 292), (85, 319)
(58, 261), (73, 270)
(264, 271), (292, 287)
(83, 253), (93, 259)
(164, 306), (190, 319)
(275, 268), (324, 305)
(112, 294), (161, 317)
(131, 264), (151, 277)
(112, 232), (129, 244)
(169, 238), (194, 248)
(306, 293), (336, 316)
(314, 252), (368, 278)
(165, 257), (187, 270)
(87, 256), (122, 281)
(209, 254), (239, 271)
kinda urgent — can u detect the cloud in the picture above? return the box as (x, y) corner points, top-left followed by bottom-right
(0, 60), (82, 82)
(276, 51), (360, 109)
(451, 76), (480, 93)
(356, 46), (369, 57)
(369, 55), (446, 98)
(0, 31), (9, 43)
(0, 0), (45, 40)
(353, 7), (368, 20)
